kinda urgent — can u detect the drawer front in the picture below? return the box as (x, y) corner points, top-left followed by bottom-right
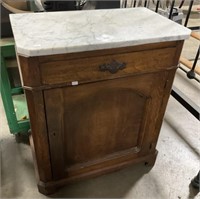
(40, 47), (177, 85)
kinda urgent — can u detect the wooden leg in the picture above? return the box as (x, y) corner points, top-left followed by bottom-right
(37, 183), (57, 195)
(144, 150), (158, 167)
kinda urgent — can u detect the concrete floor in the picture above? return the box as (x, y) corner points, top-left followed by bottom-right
(1, 6), (200, 199)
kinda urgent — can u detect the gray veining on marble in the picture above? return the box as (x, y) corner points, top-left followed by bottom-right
(9, 8), (191, 57)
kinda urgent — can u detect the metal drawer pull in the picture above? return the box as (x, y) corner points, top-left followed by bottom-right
(99, 60), (126, 74)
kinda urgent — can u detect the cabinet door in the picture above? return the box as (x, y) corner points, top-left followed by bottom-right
(44, 72), (166, 180)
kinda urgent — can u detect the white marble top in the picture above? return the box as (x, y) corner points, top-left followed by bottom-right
(10, 8), (191, 57)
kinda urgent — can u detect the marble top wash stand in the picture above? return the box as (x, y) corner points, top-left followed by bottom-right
(10, 8), (191, 195)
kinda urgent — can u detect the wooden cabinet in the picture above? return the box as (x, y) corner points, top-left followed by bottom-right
(18, 41), (183, 195)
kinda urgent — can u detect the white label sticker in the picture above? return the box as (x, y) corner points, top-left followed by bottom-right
(72, 81), (78, 86)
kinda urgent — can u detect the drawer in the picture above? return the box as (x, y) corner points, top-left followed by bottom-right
(40, 46), (177, 86)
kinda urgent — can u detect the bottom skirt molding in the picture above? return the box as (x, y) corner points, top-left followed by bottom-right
(37, 150), (158, 195)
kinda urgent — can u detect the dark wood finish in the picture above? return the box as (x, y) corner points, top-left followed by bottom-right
(39, 150), (158, 189)
(25, 90), (52, 182)
(40, 46), (176, 85)
(17, 56), (41, 87)
(17, 40), (184, 195)
(45, 74), (152, 179)
(38, 41), (178, 63)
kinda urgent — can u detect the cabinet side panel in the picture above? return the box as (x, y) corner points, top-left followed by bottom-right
(173, 41), (184, 65)
(17, 56), (41, 87)
(151, 41), (184, 146)
(25, 90), (52, 182)
(151, 68), (177, 146)
(139, 41), (184, 153)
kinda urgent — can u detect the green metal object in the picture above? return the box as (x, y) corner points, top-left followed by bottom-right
(0, 38), (30, 134)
